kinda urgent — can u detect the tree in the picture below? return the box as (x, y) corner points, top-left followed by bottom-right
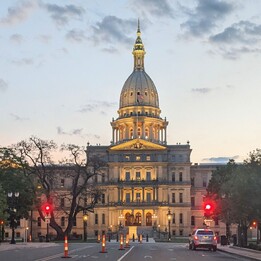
(207, 150), (261, 246)
(8, 136), (105, 240)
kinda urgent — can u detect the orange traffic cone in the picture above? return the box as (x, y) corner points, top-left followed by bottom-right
(119, 233), (125, 250)
(100, 234), (107, 253)
(97, 234), (101, 243)
(62, 235), (71, 258)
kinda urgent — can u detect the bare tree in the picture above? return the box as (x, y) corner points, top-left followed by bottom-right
(11, 136), (106, 240)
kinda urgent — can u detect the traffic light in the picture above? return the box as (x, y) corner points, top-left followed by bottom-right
(203, 201), (215, 218)
(42, 203), (52, 216)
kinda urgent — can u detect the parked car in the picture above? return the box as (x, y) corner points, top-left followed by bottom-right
(189, 228), (217, 251)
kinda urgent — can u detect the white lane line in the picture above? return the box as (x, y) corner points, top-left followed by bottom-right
(117, 246), (135, 261)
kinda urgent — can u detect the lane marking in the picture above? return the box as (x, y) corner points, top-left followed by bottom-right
(144, 256), (152, 259)
(34, 245), (94, 261)
(117, 246), (135, 261)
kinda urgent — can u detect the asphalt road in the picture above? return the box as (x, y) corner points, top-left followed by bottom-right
(0, 242), (256, 261)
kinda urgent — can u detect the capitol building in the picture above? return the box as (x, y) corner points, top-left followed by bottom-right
(8, 24), (229, 241)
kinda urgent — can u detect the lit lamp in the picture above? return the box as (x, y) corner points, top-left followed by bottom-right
(167, 209), (172, 241)
(158, 224), (161, 238)
(118, 213), (124, 230)
(83, 212), (88, 242)
(7, 192), (20, 244)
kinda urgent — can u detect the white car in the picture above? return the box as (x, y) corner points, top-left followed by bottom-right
(189, 229), (217, 251)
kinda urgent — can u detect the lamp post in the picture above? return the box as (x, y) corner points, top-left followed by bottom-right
(7, 192), (20, 244)
(83, 212), (88, 242)
(167, 209), (172, 241)
(158, 224), (160, 239)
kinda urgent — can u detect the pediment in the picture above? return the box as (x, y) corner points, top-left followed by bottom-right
(110, 139), (166, 151)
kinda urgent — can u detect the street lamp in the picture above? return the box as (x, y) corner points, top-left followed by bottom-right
(167, 209), (172, 241)
(7, 192), (20, 244)
(158, 224), (161, 239)
(83, 212), (88, 242)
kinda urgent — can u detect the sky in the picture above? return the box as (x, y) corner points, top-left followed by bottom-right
(0, 0), (261, 164)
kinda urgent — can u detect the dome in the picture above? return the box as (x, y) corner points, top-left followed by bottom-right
(119, 70), (159, 108)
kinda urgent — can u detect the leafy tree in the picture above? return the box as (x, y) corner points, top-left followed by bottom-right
(8, 136), (105, 240)
(207, 150), (261, 246)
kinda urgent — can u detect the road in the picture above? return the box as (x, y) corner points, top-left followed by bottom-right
(0, 242), (256, 261)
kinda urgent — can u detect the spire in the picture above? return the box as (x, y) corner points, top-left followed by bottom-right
(132, 19), (146, 71)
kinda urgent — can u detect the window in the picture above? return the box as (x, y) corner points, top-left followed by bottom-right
(146, 171), (151, 181)
(125, 155), (130, 161)
(16, 232), (21, 238)
(102, 213), (105, 224)
(125, 171), (130, 181)
(126, 193), (130, 203)
(101, 194), (105, 204)
(5, 232), (9, 238)
(179, 172), (183, 182)
(146, 155), (151, 161)
(94, 230), (98, 237)
(179, 230), (183, 236)
(172, 193), (176, 203)
(214, 217), (219, 226)
(84, 197), (87, 207)
(37, 217), (41, 227)
(102, 174), (105, 183)
(203, 177), (207, 187)
(95, 214), (98, 225)
(191, 216), (195, 226)
(179, 193), (183, 203)
(136, 192), (141, 202)
(191, 177), (195, 187)
(73, 217), (77, 227)
(61, 198), (65, 207)
(147, 193), (151, 202)
(137, 128), (141, 137)
(191, 197), (195, 207)
(145, 129), (149, 139)
(172, 173), (175, 182)
(136, 156), (141, 161)
(179, 213), (183, 224)
(172, 230), (176, 236)
(136, 172), (141, 180)
(172, 213), (175, 224)
(61, 217), (65, 226)
(60, 179), (65, 187)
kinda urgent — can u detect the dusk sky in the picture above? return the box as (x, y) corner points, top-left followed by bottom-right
(1, 0), (260, 164)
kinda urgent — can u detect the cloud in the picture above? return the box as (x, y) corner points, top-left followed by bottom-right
(91, 16), (136, 47)
(78, 100), (117, 114)
(11, 58), (34, 66)
(57, 127), (100, 140)
(202, 155), (239, 163)
(209, 20), (261, 58)
(43, 3), (85, 26)
(10, 113), (29, 121)
(66, 29), (86, 42)
(0, 1), (37, 26)
(181, 0), (234, 37)
(129, 0), (174, 19)
(192, 88), (212, 94)
(38, 34), (52, 44)
(10, 34), (23, 44)
(57, 127), (83, 136)
(0, 79), (8, 92)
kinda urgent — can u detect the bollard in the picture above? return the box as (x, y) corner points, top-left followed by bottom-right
(97, 234), (101, 243)
(125, 233), (130, 248)
(62, 235), (71, 258)
(100, 234), (107, 253)
(132, 233), (135, 242)
(146, 234), (148, 242)
(119, 234), (125, 250)
(139, 234), (142, 243)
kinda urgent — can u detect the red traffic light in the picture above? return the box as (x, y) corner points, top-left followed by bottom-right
(205, 204), (212, 211)
(42, 203), (52, 215)
(203, 201), (215, 218)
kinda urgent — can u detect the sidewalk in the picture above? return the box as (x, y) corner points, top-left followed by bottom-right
(0, 242), (57, 252)
(218, 244), (261, 261)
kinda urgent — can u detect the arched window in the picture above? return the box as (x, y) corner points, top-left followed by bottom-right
(125, 212), (131, 226)
(146, 212), (152, 226)
(137, 128), (141, 138)
(130, 128), (133, 139)
(145, 128), (149, 139)
(135, 212), (142, 226)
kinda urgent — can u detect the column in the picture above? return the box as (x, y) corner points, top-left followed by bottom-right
(164, 128), (167, 144)
(142, 187), (145, 202)
(118, 187), (120, 202)
(112, 128), (115, 144)
(132, 187), (134, 202)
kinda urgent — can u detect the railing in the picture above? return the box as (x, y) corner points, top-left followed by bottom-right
(95, 201), (191, 207)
